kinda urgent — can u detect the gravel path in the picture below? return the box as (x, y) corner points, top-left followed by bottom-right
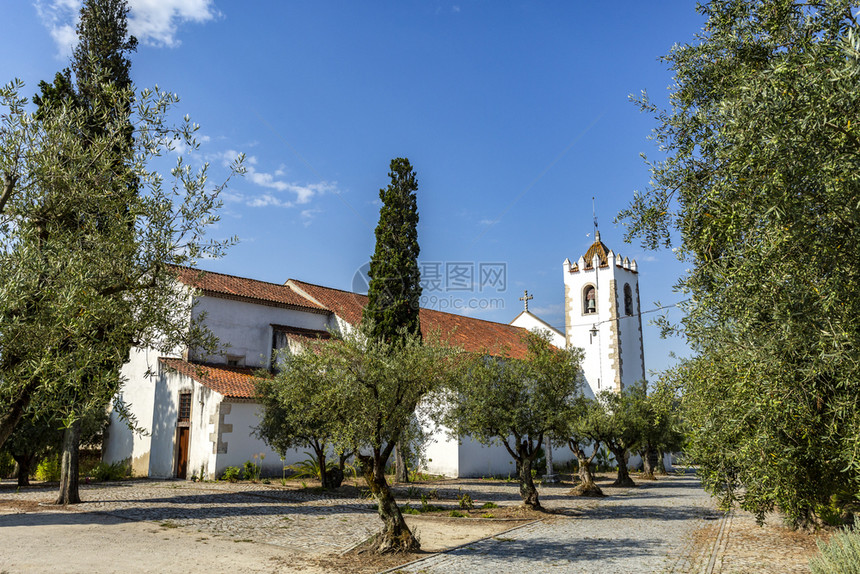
(394, 474), (722, 574)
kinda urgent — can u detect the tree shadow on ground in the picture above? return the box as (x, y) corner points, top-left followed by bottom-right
(448, 533), (667, 563)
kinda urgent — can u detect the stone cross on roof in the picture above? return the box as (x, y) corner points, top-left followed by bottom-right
(519, 290), (533, 312)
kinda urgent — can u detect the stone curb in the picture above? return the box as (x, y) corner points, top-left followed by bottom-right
(702, 510), (732, 574)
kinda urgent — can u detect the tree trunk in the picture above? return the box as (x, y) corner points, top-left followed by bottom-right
(0, 383), (33, 450)
(358, 453), (419, 553)
(56, 420), (82, 505)
(315, 447), (328, 489)
(12, 452), (34, 487)
(609, 445), (635, 488)
(641, 443), (657, 480)
(656, 449), (668, 475)
(338, 450), (353, 475)
(395, 441), (409, 483)
(517, 455), (541, 508)
(568, 440), (603, 497)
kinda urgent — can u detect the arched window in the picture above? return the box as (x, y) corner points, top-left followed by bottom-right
(583, 285), (596, 314)
(624, 284), (633, 316)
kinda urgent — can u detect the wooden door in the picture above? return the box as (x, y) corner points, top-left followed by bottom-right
(176, 427), (190, 479)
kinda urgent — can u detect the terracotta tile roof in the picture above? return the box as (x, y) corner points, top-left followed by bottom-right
(159, 357), (262, 399)
(287, 280), (530, 359)
(170, 266), (327, 313)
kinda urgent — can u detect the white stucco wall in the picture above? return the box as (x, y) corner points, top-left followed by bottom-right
(210, 400), (312, 479)
(509, 312), (566, 348)
(191, 296), (330, 368)
(423, 425), (460, 477)
(103, 346), (175, 476)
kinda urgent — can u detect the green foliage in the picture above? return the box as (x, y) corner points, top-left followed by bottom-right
(400, 504), (420, 515)
(242, 460), (258, 483)
(220, 466), (241, 482)
(90, 461), (130, 481)
(267, 326), (455, 462)
(809, 518), (860, 574)
(439, 330), (583, 507)
(457, 489), (474, 510)
(363, 157), (422, 343)
(35, 456), (61, 481)
(0, 0), (242, 449)
(481, 502), (499, 509)
(286, 453), (336, 480)
(619, 0), (860, 525)
(419, 494), (442, 513)
(449, 510), (466, 518)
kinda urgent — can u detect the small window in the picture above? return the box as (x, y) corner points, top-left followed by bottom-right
(583, 286), (596, 314)
(624, 284), (633, 316)
(178, 392), (192, 423)
(226, 354), (245, 367)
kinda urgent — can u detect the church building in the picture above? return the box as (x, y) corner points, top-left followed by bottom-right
(102, 233), (645, 480)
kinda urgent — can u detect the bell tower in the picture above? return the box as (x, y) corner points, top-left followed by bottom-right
(563, 230), (645, 397)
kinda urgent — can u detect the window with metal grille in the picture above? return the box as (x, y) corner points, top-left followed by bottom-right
(178, 392), (192, 422)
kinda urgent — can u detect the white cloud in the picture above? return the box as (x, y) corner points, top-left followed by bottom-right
(248, 194), (293, 209)
(35, 0), (219, 56)
(301, 208), (322, 227)
(34, 0), (81, 58)
(129, 0), (219, 47)
(214, 150), (336, 210)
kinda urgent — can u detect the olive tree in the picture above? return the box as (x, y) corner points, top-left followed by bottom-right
(262, 326), (456, 553)
(254, 357), (343, 489)
(0, 80), (241, 502)
(442, 331), (583, 509)
(618, 0), (860, 525)
(562, 397), (605, 497)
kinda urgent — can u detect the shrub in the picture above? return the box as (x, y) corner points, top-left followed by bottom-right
(481, 502), (499, 509)
(809, 518), (860, 574)
(287, 453), (336, 480)
(243, 460), (257, 482)
(91, 461), (130, 481)
(221, 466), (241, 482)
(400, 504), (420, 515)
(449, 510), (466, 518)
(457, 489), (474, 510)
(35, 455), (61, 481)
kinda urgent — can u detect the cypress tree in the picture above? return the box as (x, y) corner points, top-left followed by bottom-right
(363, 158), (422, 483)
(363, 158), (422, 343)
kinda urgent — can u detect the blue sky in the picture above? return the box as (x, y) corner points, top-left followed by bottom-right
(1, 1), (706, 375)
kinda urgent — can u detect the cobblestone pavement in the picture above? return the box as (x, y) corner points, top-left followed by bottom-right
(2, 474), (819, 573)
(393, 474), (723, 574)
(1, 479), (382, 554)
